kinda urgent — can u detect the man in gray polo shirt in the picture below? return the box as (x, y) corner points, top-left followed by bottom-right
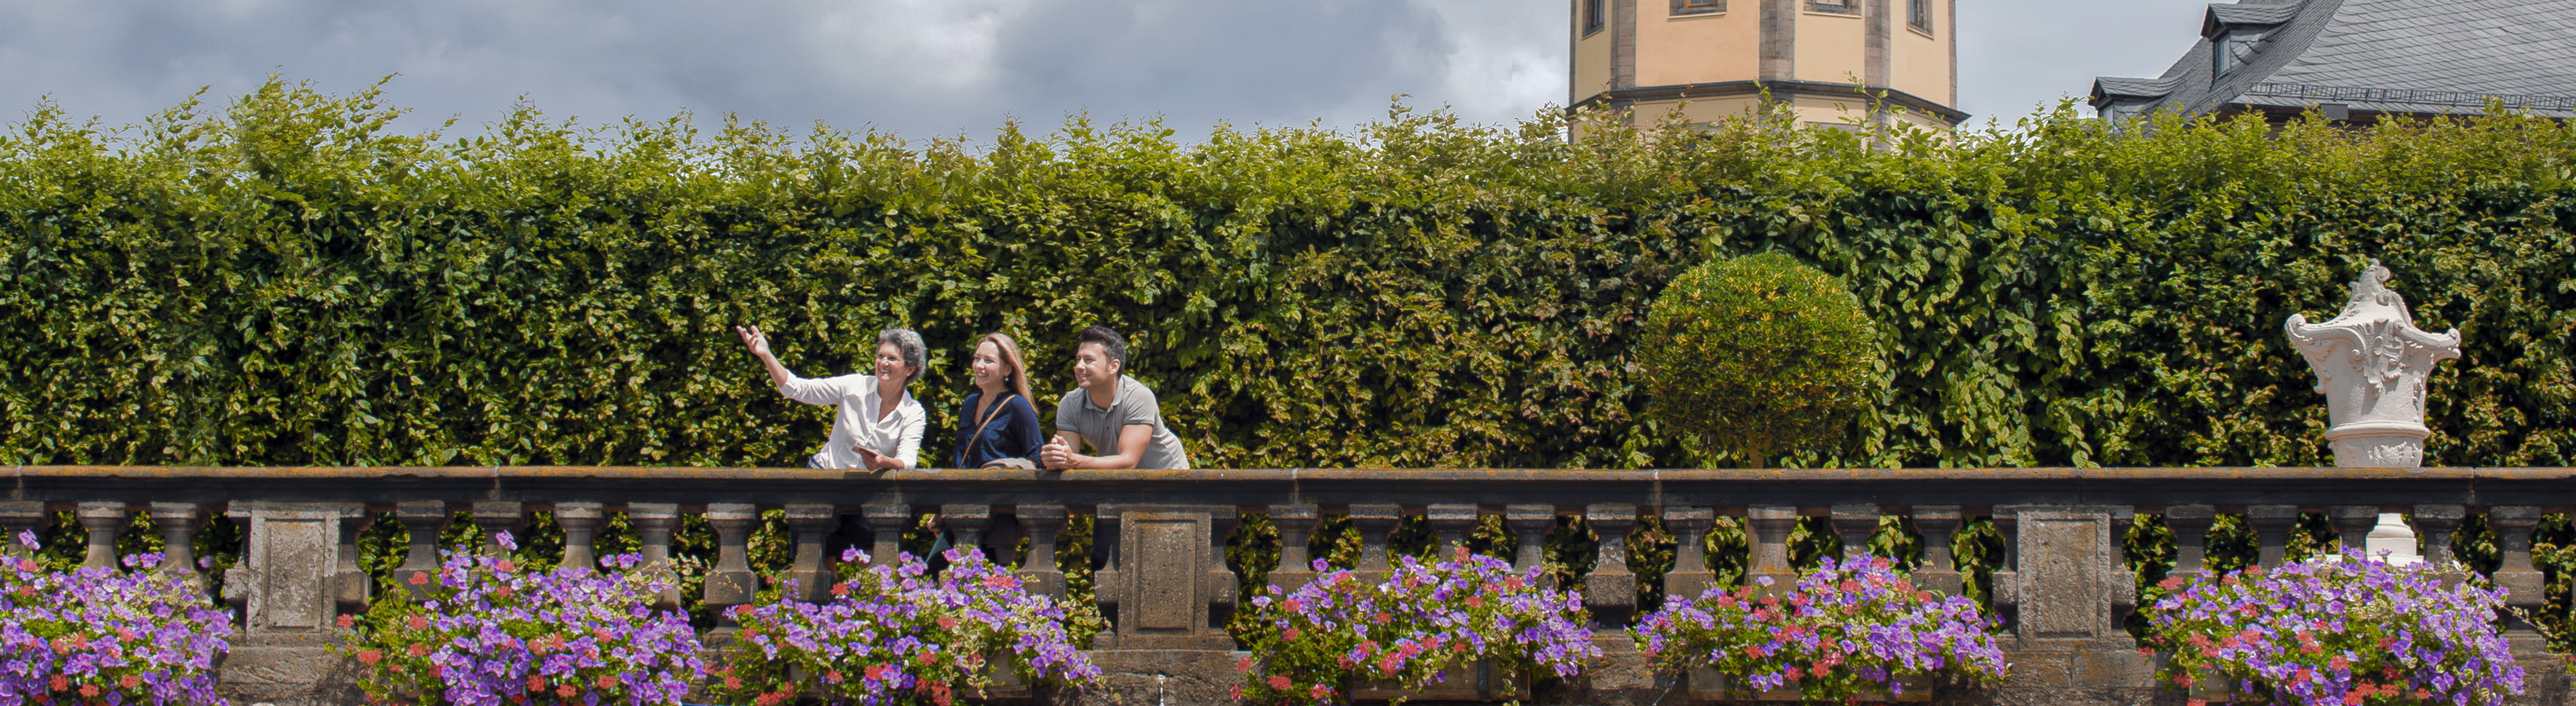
(1038, 326), (1192, 469)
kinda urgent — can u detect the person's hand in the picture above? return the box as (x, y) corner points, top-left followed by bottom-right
(853, 445), (898, 469)
(1040, 435), (1075, 469)
(736, 325), (772, 359)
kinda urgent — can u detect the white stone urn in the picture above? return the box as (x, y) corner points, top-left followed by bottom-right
(2285, 259), (2460, 564)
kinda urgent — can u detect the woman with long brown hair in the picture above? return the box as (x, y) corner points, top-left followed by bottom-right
(949, 333), (1045, 469)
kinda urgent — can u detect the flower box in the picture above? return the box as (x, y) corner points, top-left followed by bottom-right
(1685, 667), (1932, 702)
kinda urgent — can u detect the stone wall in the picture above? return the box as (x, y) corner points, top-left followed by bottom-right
(7, 466), (2572, 705)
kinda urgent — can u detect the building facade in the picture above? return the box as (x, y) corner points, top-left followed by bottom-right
(1567, 0), (1966, 131)
(2090, 0), (2576, 125)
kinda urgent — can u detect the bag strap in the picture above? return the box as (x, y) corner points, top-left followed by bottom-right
(963, 393), (1015, 462)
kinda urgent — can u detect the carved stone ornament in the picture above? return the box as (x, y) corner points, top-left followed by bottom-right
(2284, 259), (2461, 469)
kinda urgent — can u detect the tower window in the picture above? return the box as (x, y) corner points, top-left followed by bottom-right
(1674, 0), (1725, 15)
(1806, 0), (1858, 15)
(1584, 0), (1606, 34)
(1908, 0), (1933, 32)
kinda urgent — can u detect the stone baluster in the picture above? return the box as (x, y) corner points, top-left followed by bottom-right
(2413, 504), (2464, 567)
(942, 504), (992, 563)
(1506, 505), (1554, 584)
(0, 501), (42, 557)
(1663, 506), (1717, 600)
(220, 509), (252, 611)
(2247, 505), (2299, 567)
(2163, 505), (2216, 580)
(1585, 503), (1638, 628)
(1986, 507), (2020, 625)
(1017, 505), (1069, 598)
(392, 501), (448, 599)
(862, 504), (910, 567)
(2488, 506), (2547, 648)
(2328, 505), (2379, 559)
(1745, 505), (1800, 595)
(2108, 507), (2140, 621)
(627, 503), (682, 609)
(1829, 503), (1878, 564)
(1091, 507), (1123, 645)
(988, 507), (1027, 567)
(1910, 506), (1964, 596)
(555, 502), (604, 571)
(1267, 505), (1321, 593)
(151, 502), (203, 575)
(332, 507), (371, 616)
(783, 504), (838, 602)
(77, 501), (124, 569)
(1350, 504), (1402, 578)
(1209, 508), (1243, 627)
(701, 503), (760, 615)
(469, 501), (524, 551)
(1427, 504), (1478, 557)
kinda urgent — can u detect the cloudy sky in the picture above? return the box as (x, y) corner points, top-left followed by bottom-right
(1, 0), (2216, 139)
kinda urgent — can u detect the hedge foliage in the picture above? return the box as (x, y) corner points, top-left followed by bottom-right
(4, 79), (2574, 469)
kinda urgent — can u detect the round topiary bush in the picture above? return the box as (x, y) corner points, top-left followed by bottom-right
(1638, 252), (1879, 468)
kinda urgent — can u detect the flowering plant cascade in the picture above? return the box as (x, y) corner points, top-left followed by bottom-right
(1236, 549), (1599, 705)
(2141, 551), (2523, 706)
(1, 531), (234, 706)
(336, 532), (704, 706)
(1632, 555), (2006, 702)
(713, 548), (1103, 706)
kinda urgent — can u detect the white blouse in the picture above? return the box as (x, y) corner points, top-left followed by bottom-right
(775, 373), (925, 469)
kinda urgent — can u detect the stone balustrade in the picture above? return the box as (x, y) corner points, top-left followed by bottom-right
(6, 465), (2573, 705)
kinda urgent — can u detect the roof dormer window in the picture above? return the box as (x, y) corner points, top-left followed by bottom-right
(2212, 27), (2265, 79)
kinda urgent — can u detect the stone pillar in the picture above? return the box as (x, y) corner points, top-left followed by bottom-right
(1427, 504), (1478, 556)
(1097, 505), (1230, 650)
(391, 501), (447, 599)
(2247, 505), (2299, 567)
(2287, 259), (2458, 560)
(1505, 505), (1554, 584)
(1207, 508), (1242, 628)
(1745, 506), (1800, 595)
(1829, 503), (1878, 564)
(0, 500), (43, 556)
(76, 501), (124, 569)
(1017, 505), (1068, 598)
(151, 502), (203, 575)
(468, 500), (523, 551)
(330, 507), (370, 618)
(783, 504), (837, 602)
(1996, 505), (2153, 694)
(1266, 505), (1320, 593)
(2414, 504), (2465, 566)
(218, 501), (369, 706)
(2490, 506), (2547, 648)
(1585, 503), (1638, 628)
(554, 502), (604, 572)
(861, 504), (910, 567)
(1664, 506), (1717, 600)
(1349, 504), (1401, 577)
(2329, 506), (2380, 558)
(701, 503), (759, 613)
(941, 504), (992, 563)
(2164, 505), (2216, 580)
(627, 503), (682, 609)
(1910, 506), (1964, 596)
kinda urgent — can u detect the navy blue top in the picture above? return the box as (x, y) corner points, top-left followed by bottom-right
(950, 392), (1045, 469)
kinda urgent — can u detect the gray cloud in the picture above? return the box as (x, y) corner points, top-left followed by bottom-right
(1, 0), (2226, 139)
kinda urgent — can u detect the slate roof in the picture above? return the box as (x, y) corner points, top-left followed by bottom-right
(2090, 0), (2576, 121)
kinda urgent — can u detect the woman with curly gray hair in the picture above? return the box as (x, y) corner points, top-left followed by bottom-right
(736, 325), (926, 469)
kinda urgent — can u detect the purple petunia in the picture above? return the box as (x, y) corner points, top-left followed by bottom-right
(1238, 549), (1599, 705)
(2143, 550), (2523, 706)
(0, 549), (233, 706)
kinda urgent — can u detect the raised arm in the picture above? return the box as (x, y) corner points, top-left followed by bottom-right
(737, 325), (794, 388)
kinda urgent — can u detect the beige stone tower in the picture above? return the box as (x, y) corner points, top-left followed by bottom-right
(1569, 0), (1966, 130)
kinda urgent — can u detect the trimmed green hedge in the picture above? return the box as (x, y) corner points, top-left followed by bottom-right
(4, 79), (2572, 469)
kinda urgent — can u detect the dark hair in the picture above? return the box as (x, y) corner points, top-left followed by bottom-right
(1075, 326), (1127, 366)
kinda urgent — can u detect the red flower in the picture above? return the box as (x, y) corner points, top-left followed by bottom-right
(49, 674), (68, 692)
(557, 684), (576, 697)
(407, 614), (430, 630)
(357, 650), (384, 665)
(1268, 676), (1292, 690)
(408, 571), (430, 585)
(120, 674), (140, 688)
(335, 613), (356, 628)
